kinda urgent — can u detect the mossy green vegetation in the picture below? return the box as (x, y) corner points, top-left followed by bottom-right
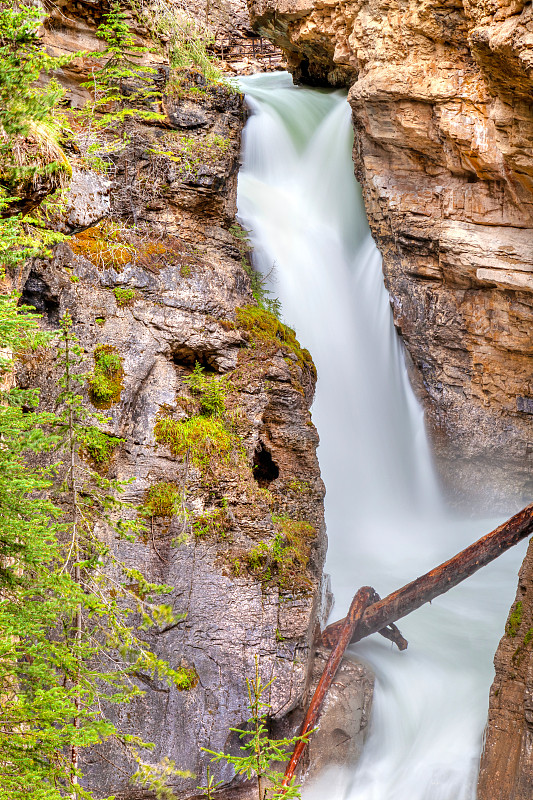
(184, 361), (227, 417)
(87, 344), (124, 408)
(286, 479), (311, 493)
(143, 482), (182, 519)
(175, 665), (199, 691)
(506, 601), (523, 637)
(233, 515), (316, 593)
(133, 0), (225, 85)
(154, 414), (236, 473)
(236, 305), (316, 379)
(512, 623), (533, 667)
(149, 131), (230, 183)
(229, 224), (281, 317)
(192, 504), (231, 539)
(113, 286), (136, 307)
(79, 426), (123, 465)
(154, 362), (242, 476)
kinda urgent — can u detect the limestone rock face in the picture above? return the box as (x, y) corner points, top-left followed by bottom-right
(478, 538), (533, 800)
(19, 102), (328, 799)
(10, 6), (364, 796)
(247, 0), (533, 508)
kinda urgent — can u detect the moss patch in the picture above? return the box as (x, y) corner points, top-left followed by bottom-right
(175, 666), (199, 691)
(236, 305), (316, 379)
(87, 345), (124, 408)
(192, 503), (231, 539)
(154, 414), (237, 474)
(79, 427), (123, 465)
(149, 131), (230, 182)
(143, 482), (181, 519)
(70, 222), (136, 270)
(71, 222), (192, 274)
(113, 286), (136, 307)
(507, 601), (523, 637)
(233, 515), (316, 593)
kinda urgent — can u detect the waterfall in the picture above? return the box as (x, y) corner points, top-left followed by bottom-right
(236, 72), (526, 800)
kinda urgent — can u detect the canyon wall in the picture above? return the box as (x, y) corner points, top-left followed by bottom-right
(248, 0), (533, 510)
(7, 1), (373, 795)
(478, 537), (533, 800)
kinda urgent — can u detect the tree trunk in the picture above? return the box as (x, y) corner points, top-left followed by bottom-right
(322, 503), (533, 648)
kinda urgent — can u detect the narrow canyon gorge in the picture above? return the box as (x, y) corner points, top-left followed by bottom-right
(2, 0), (532, 797)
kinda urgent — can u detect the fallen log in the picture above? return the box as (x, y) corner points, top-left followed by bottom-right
(322, 502), (533, 649)
(280, 586), (377, 791)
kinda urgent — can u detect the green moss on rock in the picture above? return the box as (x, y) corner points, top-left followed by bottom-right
(87, 344), (124, 408)
(233, 515), (316, 593)
(143, 482), (182, 519)
(79, 427), (123, 465)
(154, 414), (237, 474)
(506, 601), (523, 637)
(113, 286), (136, 307)
(236, 305), (316, 379)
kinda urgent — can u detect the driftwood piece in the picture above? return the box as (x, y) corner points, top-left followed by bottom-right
(378, 621), (408, 650)
(280, 586), (377, 791)
(322, 502), (533, 649)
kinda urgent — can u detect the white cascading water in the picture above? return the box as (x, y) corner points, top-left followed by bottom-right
(236, 72), (527, 800)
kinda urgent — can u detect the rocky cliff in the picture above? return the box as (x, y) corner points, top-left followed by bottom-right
(4, 1), (376, 796)
(247, 0), (533, 510)
(478, 538), (533, 800)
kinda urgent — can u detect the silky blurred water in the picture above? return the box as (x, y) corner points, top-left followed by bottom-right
(236, 72), (526, 800)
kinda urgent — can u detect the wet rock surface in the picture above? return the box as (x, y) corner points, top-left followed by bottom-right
(303, 649), (373, 783)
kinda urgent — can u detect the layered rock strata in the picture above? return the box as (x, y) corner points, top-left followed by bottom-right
(247, 0), (533, 509)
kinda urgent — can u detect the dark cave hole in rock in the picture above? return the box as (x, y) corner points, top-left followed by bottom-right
(172, 346), (219, 373)
(253, 443), (279, 487)
(19, 271), (60, 327)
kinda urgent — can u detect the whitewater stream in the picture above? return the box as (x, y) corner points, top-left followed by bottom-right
(236, 72), (526, 800)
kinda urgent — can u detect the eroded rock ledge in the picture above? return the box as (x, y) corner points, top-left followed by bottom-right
(248, 0), (533, 508)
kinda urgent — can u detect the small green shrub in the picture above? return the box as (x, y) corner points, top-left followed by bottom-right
(234, 516), (316, 593)
(154, 414), (235, 473)
(143, 482), (182, 519)
(113, 286), (136, 307)
(230, 225), (281, 317)
(175, 665), (199, 691)
(79, 426), (123, 464)
(192, 504), (231, 539)
(203, 657), (307, 799)
(183, 361), (226, 417)
(149, 132), (230, 183)
(87, 344), (124, 408)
